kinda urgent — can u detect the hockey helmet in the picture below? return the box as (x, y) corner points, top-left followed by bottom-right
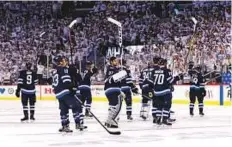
(159, 58), (166, 66)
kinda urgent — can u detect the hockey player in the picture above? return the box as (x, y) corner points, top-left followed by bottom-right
(16, 62), (38, 122)
(79, 61), (98, 117)
(120, 59), (138, 120)
(188, 64), (206, 116)
(51, 56), (86, 133)
(139, 57), (160, 120)
(163, 59), (183, 122)
(104, 57), (127, 128)
(139, 62), (154, 120)
(148, 58), (174, 125)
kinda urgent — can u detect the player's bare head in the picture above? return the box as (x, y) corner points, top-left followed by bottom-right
(147, 61), (153, 67)
(163, 59), (167, 66)
(26, 62), (32, 70)
(189, 61), (194, 69)
(86, 61), (93, 69)
(110, 57), (117, 66)
(54, 56), (66, 67)
(159, 58), (166, 67)
(64, 57), (69, 65)
(153, 56), (160, 65)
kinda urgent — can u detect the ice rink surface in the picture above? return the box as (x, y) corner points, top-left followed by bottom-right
(0, 100), (231, 147)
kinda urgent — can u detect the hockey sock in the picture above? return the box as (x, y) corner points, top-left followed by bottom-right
(30, 105), (35, 118)
(198, 103), (204, 113)
(23, 105), (28, 118)
(189, 103), (194, 114)
(152, 107), (157, 118)
(126, 105), (132, 116)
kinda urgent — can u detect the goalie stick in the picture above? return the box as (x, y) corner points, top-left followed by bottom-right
(74, 95), (121, 135)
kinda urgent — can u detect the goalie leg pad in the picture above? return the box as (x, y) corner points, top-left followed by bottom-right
(106, 92), (123, 125)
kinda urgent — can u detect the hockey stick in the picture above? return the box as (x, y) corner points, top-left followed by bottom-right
(68, 19), (78, 64)
(184, 17), (198, 72)
(74, 95), (121, 135)
(107, 17), (123, 69)
(137, 92), (152, 100)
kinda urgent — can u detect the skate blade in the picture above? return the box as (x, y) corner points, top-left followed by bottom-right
(30, 120), (35, 123)
(154, 124), (172, 129)
(84, 116), (93, 119)
(21, 120), (29, 123)
(127, 118), (133, 122)
(140, 115), (148, 121)
(61, 132), (73, 136)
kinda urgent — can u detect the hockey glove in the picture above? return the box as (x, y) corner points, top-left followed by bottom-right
(170, 85), (174, 92)
(132, 87), (139, 94)
(15, 89), (20, 98)
(69, 88), (76, 96)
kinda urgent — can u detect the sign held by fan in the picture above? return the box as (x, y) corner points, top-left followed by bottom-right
(106, 46), (122, 58)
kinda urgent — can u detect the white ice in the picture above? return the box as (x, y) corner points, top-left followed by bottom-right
(0, 101), (231, 147)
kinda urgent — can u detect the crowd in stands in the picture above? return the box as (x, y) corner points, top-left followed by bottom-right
(0, 1), (231, 85)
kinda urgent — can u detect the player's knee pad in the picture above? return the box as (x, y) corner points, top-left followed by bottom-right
(197, 94), (204, 103)
(165, 94), (172, 110)
(29, 96), (36, 105)
(109, 98), (122, 120)
(152, 97), (159, 108)
(86, 90), (92, 101)
(21, 99), (28, 106)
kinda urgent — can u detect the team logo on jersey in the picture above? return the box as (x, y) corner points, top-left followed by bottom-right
(148, 92), (153, 98)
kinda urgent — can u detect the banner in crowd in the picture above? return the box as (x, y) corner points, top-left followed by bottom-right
(0, 85), (231, 106)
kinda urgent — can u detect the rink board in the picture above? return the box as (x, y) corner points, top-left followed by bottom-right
(0, 85), (231, 106)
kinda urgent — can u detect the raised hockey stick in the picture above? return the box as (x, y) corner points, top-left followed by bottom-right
(107, 17), (123, 69)
(74, 95), (121, 135)
(68, 19), (78, 64)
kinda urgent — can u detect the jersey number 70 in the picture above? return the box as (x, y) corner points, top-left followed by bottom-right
(153, 74), (164, 85)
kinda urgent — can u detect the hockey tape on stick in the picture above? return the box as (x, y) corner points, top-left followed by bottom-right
(107, 17), (122, 27)
(69, 20), (78, 28)
(39, 32), (46, 38)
